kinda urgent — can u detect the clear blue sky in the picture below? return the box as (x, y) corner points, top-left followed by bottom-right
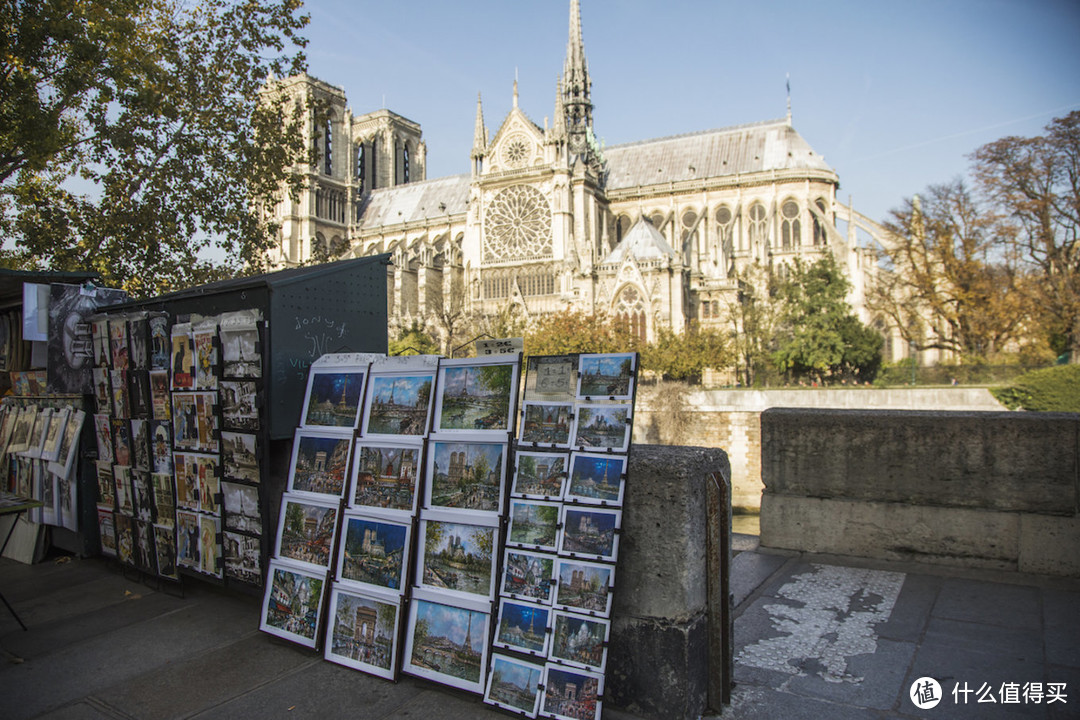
(302, 0), (1080, 225)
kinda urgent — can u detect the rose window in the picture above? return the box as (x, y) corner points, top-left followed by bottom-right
(484, 185), (552, 262)
(500, 134), (531, 169)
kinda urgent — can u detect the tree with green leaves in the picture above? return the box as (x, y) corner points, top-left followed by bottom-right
(725, 262), (780, 387)
(640, 322), (728, 383)
(772, 254), (883, 382)
(524, 308), (638, 357)
(389, 320), (440, 356)
(0, 0), (311, 296)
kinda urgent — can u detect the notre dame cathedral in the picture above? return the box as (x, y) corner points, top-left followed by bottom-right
(265, 0), (897, 360)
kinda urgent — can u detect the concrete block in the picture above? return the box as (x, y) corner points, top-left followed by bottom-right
(761, 409), (1079, 514)
(1019, 514), (1080, 577)
(760, 495), (1020, 570)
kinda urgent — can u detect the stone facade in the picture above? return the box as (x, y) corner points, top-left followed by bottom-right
(264, 1), (901, 358)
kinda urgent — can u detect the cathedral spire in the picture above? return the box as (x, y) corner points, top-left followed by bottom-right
(471, 93), (487, 158)
(551, 75), (566, 141)
(562, 0), (593, 160)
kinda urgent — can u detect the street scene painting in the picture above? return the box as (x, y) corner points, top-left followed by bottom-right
(288, 429), (352, 498)
(260, 559), (327, 649)
(566, 452), (627, 506)
(550, 611), (610, 672)
(542, 664), (603, 720)
(506, 500), (560, 552)
(577, 353), (635, 400)
(500, 549), (555, 604)
(519, 402), (573, 447)
(511, 451), (567, 499)
(494, 598), (551, 656)
(418, 517), (497, 600)
(222, 431), (259, 484)
(427, 439), (505, 515)
(434, 359), (516, 433)
(363, 372), (434, 437)
(220, 380), (259, 432)
(554, 559), (615, 616)
(301, 368), (365, 428)
(484, 653), (544, 718)
(404, 593), (490, 693)
(559, 507), (621, 562)
(223, 531), (261, 585)
(325, 587), (400, 680)
(275, 494), (339, 572)
(572, 404), (631, 453)
(338, 514), (411, 593)
(351, 441), (421, 515)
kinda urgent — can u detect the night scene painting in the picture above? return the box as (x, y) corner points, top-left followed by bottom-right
(559, 507), (620, 562)
(577, 353), (634, 399)
(289, 431), (352, 497)
(566, 453), (627, 505)
(543, 665), (603, 720)
(420, 520), (495, 598)
(351, 442), (420, 514)
(495, 599), (551, 656)
(572, 404), (631, 452)
(507, 500), (560, 551)
(261, 560), (326, 648)
(428, 440), (504, 513)
(407, 598), (488, 690)
(501, 550), (554, 604)
(519, 402), (573, 446)
(339, 515), (409, 592)
(485, 654), (544, 717)
(303, 370), (365, 428)
(511, 451), (567, 499)
(365, 374), (433, 436)
(555, 559), (614, 616)
(436, 362), (514, 432)
(551, 611), (609, 672)
(276, 496), (339, 571)
(326, 588), (399, 678)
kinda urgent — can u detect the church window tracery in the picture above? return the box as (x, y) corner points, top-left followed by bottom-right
(484, 185), (552, 263)
(355, 144), (365, 191)
(812, 199), (828, 246)
(716, 205), (734, 264)
(748, 203), (767, 250)
(781, 200), (800, 249)
(615, 285), (647, 342)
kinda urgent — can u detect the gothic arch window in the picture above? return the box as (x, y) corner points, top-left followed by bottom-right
(648, 211), (665, 230)
(781, 200), (801, 250)
(616, 214), (632, 244)
(681, 209), (699, 255)
(403, 143), (410, 184)
(748, 203), (767, 251)
(715, 205), (734, 260)
(614, 285), (647, 343)
(483, 185), (552, 263)
(324, 117), (333, 176)
(355, 144), (365, 191)
(812, 198), (828, 246)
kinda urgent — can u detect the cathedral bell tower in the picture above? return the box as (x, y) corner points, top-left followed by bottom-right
(562, 0), (599, 169)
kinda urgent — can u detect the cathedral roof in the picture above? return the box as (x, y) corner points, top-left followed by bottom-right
(354, 174), (471, 229)
(603, 119), (834, 190)
(601, 217), (675, 265)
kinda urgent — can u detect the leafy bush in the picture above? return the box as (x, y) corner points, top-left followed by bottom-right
(991, 364), (1080, 412)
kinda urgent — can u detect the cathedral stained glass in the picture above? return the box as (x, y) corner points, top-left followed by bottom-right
(484, 185), (552, 263)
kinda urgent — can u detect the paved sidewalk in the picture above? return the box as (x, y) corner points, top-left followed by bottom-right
(1, 540), (1077, 719)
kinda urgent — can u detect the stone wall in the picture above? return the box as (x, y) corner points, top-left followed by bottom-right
(758, 409), (1080, 577)
(607, 444), (730, 719)
(634, 384), (1005, 512)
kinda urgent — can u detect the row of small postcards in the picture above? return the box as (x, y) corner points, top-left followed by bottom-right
(259, 350), (638, 720)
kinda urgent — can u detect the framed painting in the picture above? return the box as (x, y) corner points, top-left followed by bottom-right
(571, 403), (632, 453)
(518, 401), (574, 448)
(432, 356), (518, 435)
(425, 437), (507, 517)
(300, 366), (367, 429)
(361, 368), (436, 439)
(553, 558), (615, 617)
(558, 506), (621, 563)
(403, 589), (490, 694)
(484, 653), (545, 718)
(260, 559), (328, 649)
(416, 510), (499, 602)
(522, 354), (578, 402)
(222, 481), (262, 535)
(565, 452), (627, 506)
(500, 548), (555, 605)
(506, 499), (560, 553)
(325, 586), (401, 680)
(274, 493), (340, 574)
(222, 431), (260, 484)
(550, 610), (610, 672)
(493, 598), (552, 657)
(511, 451), (568, 500)
(349, 439), (422, 518)
(223, 531), (262, 585)
(576, 352), (636, 400)
(287, 428), (353, 499)
(336, 511), (411, 594)
(542, 664), (604, 720)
